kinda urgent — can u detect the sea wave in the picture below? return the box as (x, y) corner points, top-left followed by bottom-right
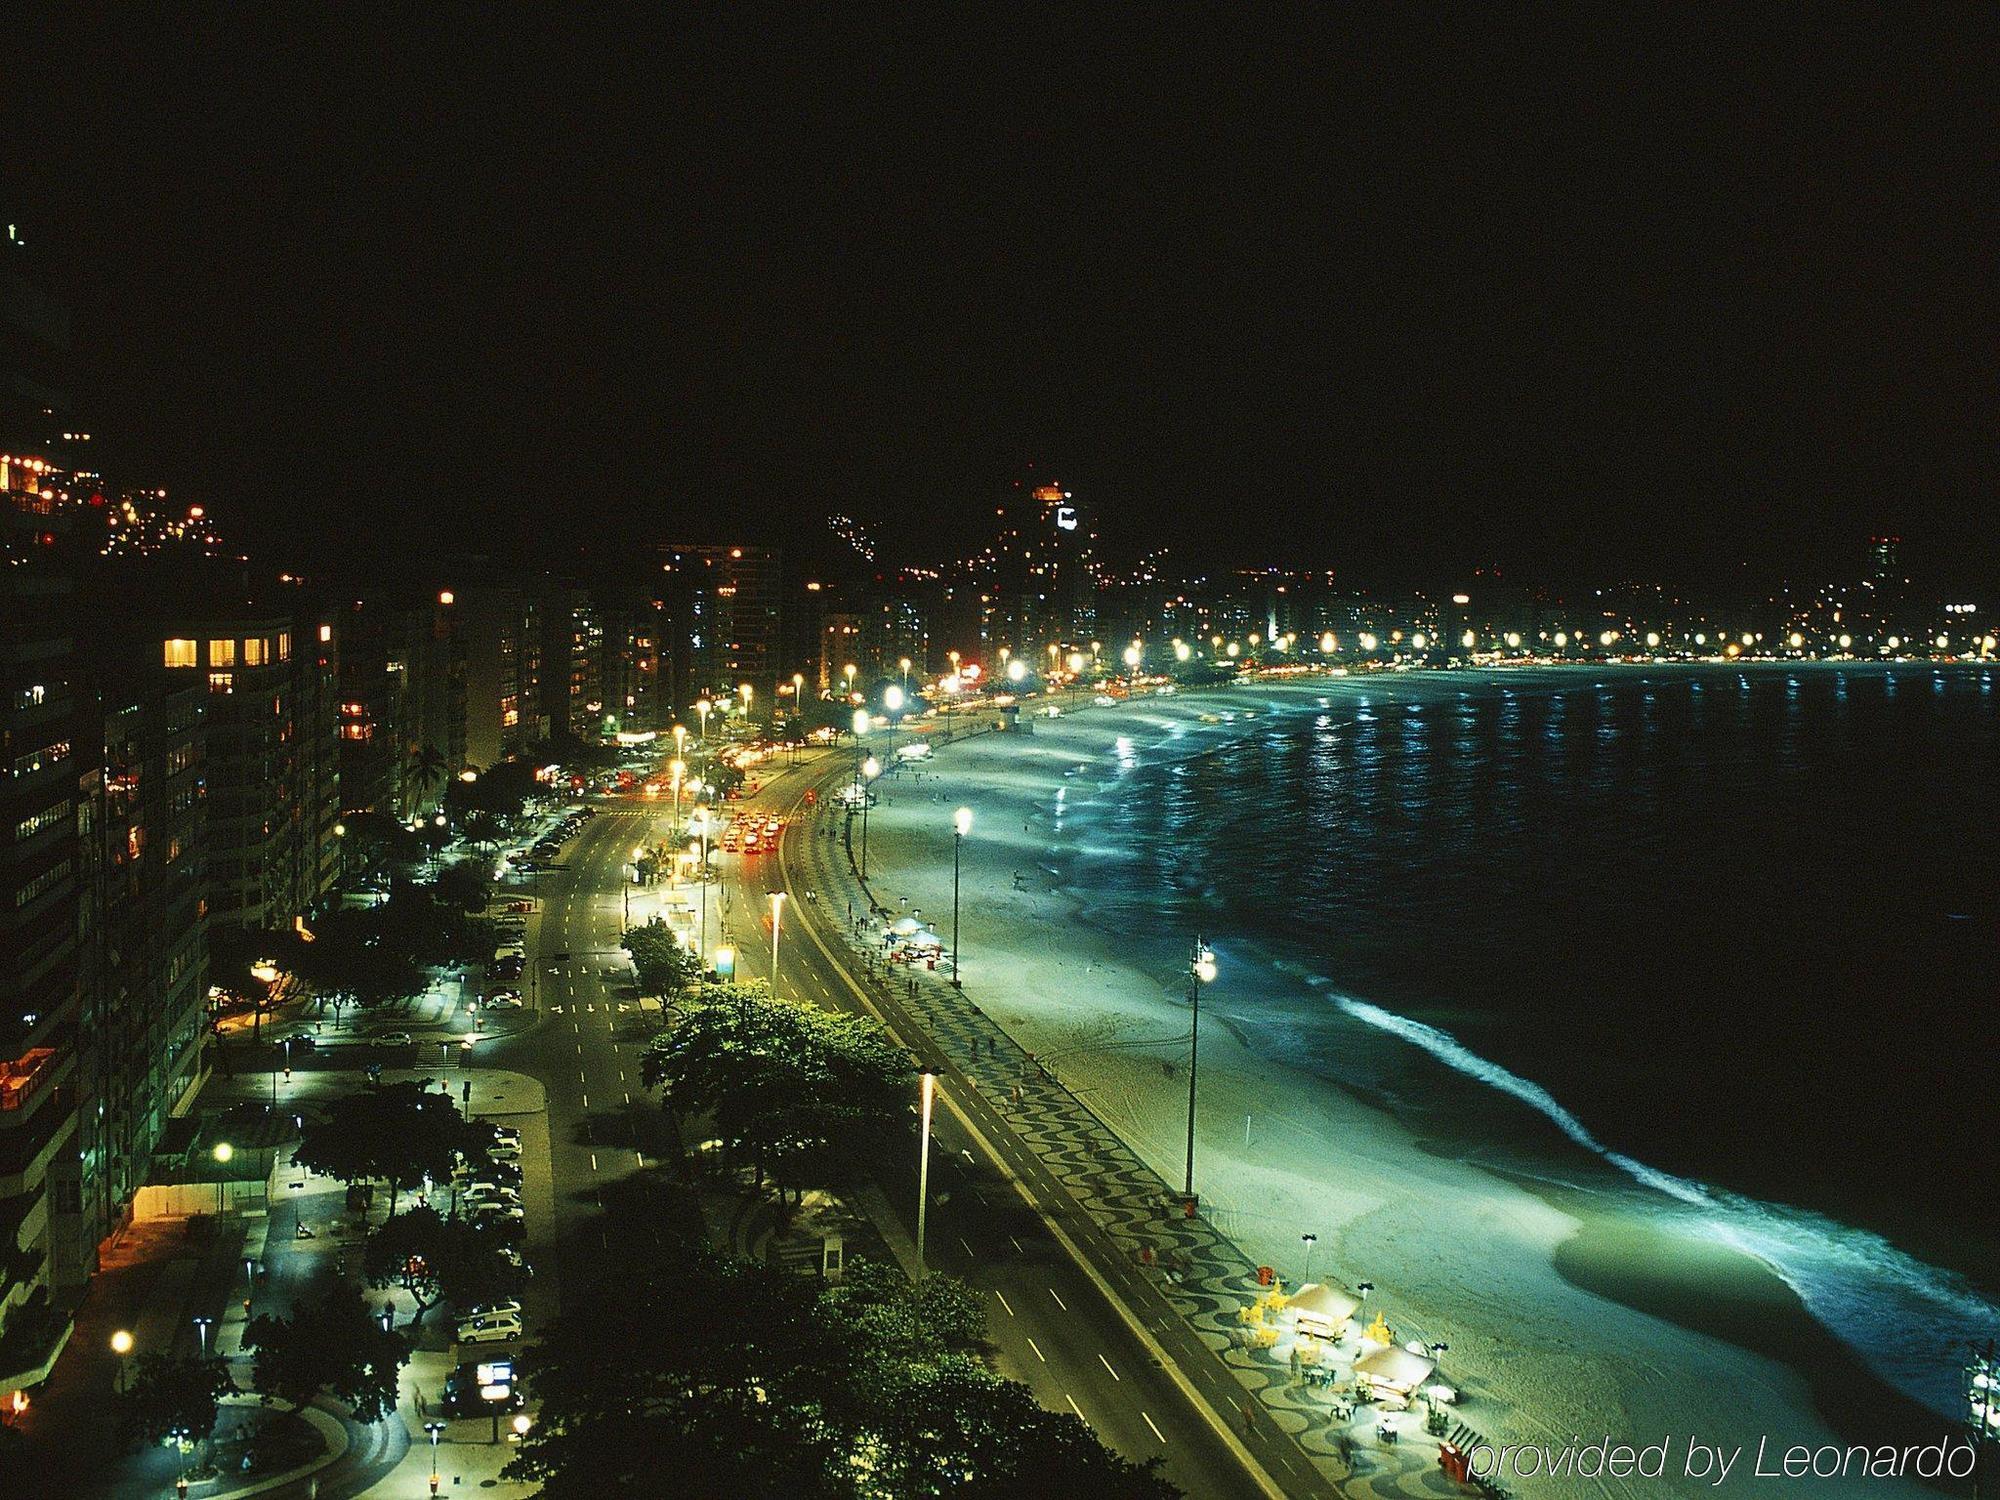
(1330, 991), (1997, 1417)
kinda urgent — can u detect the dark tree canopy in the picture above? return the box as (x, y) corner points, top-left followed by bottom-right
(245, 1282), (410, 1424)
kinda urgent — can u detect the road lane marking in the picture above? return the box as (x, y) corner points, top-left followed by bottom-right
(1142, 1411), (1165, 1444)
(622, 1091), (630, 1105)
(1009, 1235), (1024, 1255)
(1026, 1338), (1045, 1362)
(994, 1291), (1014, 1317)
(1049, 1288), (1067, 1311)
(589, 1153), (597, 1171)
(581, 1094), (589, 1109)
(1065, 1394), (1084, 1421)
(1097, 1353), (1120, 1381)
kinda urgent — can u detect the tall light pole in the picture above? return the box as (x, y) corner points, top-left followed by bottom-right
(693, 810), (710, 960)
(898, 656), (912, 702)
(212, 1141), (233, 1216)
(695, 698), (711, 752)
(861, 756), (879, 880)
(1183, 941), (1216, 1203)
(791, 673), (805, 757)
(843, 663), (857, 702)
(192, 1315), (214, 1357)
(767, 890), (787, 996)
(951, 808), (972, 988)
(1300, 1231), (1319, 1286)
(916, 1072), (936, 1268)
(425, 1420), (446, 1496)
(883, 684), (904, 759)
(110, 1329), (133, 1393)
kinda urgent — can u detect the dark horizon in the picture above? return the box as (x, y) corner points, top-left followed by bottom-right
(7, 11), (1998, 589)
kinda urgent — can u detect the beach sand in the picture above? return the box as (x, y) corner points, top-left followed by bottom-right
(848, 674), (1956, 1498)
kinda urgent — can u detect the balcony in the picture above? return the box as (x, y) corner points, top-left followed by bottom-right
(0, 1050), (56, 1113)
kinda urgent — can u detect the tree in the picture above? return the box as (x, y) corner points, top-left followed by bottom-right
(364, 1203), (518, 1324)
(621, 918), (701, 999)
(431, 858), (494, 915)
(120, 1351), (236, 1448)
(409, 742), (450, 808)
(865, 1357), (1180, 1499)
(506, 1227), (854, 1500)
(294, 1081), (483, 1213)
(280, 907), (428, 1013)
(245, 1282), (410, 1423)
(640, 985), (913, 1195)
(463, 809), (507, 851)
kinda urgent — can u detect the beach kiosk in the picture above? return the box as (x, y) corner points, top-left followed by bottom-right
(1288, 1283), (1360, 1341)
(1353, 1346), (1436, 1410)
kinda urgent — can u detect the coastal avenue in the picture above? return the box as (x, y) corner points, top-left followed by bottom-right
(489, 749), (1319, 1499)
(714, 751), (1329, 1500)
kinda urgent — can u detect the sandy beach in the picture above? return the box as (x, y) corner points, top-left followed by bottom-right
(847, 672), (1963, 1498)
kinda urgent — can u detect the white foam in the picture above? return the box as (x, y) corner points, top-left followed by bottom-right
(1331, 991), (1998, 1415)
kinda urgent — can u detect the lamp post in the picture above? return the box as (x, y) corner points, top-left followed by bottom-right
(110, 1329), (133, 1392)
(425, 1419), (446, 1496)
(192, 1315), (214, 1357)
(1183, 941), (1216, 1202)
(693, 810), (710, 961)
(861, 756), (879, 880)
(212, 1141), (233, 1216)
(916, 1072), (936, 1268)
(1300, 1232), (1319, 1286)
(768, 890), (787, 996)
(951, 808), (972, 987)
(791, 673), (805, 757)
(883, 684), (904, 759)
(695, 698), (710, 756)
(843, 663), (857, 702)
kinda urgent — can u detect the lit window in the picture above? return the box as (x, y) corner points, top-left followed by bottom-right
(277, 632), (291, 660)
(164, 639), (197, 669)
(208, 672), (234, 695)
(318, 624), (332, 644)
(243, 637), (269, 666)
(208, 639), (236, 666)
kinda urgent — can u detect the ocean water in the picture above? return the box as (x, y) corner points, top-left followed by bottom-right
(1073, 664), (2000, 1415)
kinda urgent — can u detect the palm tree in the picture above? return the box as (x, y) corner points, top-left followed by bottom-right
(407, 742), (449, 812)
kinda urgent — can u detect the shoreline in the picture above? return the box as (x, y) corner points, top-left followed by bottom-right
(847, 667), (1968, 1498)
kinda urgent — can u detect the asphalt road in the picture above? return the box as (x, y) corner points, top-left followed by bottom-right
(727, 753), (1323, 1500)
(464, 763), (1323, 1499)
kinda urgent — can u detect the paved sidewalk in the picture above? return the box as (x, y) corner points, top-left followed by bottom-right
(799, 804), (1478, 1497)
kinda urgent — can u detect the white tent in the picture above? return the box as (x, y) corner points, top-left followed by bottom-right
(1288, 1283), (1360, 1339)
(1354, 1346), (1436, 1408)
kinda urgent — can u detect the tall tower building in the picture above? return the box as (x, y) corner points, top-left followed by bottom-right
(660, 544), (783, 720)
(980, 480), (1098, 659)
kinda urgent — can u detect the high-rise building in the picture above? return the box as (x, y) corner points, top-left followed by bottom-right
(456, 579), (536, 769)
(0, 462), (85, 1403)
(337, 591), (465, 821)
(73, 665), (208, 1265)
(977, 480), (1098, 658)
(660, 544), (783, 720)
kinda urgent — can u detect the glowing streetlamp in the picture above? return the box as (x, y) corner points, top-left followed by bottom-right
(212, 1141), (233, 1216)
(1183, 942), (1216, 1203)
(768, 890), (788, 996)
(1174, 639), (1191, 662)
(898, 656), (912, 700)
(695, 698), (711, 746)
(860, 755), (880, 878)
(1122, 643), (1141, 674)
(951, 807), (972, 987)
(1301, 1232), (1319, 1285)
(916, 1072), (937, 1268)
(843, 663), (857, 701)
(1006, 658), (1026, 684)
(110, 1329), (134, 1392)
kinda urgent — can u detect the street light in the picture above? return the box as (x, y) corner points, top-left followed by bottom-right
(951, 808), (972, 988)
(110, 1329), (133, 1392)
(843, 663), (857, 701)
(192, 1315), (215, 1356)
(916, 1072), (936, 1267)
(861, 756), (880, 880)
(693, 810), (710, 960)
(714, 945), (736, 982)
(425, 1418), (446, 1495)
(768, 891), (787, 996)
(1300, 1232), (1319, 1285)
(1183, 941), (1216, 1203)
(212, 1141), (233, 1216)
(695, 698), (711, 748)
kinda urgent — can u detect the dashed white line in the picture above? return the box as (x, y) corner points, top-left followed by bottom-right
(1026, 1337), (1046, 1362)
(1064, 1393), (1084, 1421)
(581, 1093), (589, 1109)
(994, 1291), (1014, 1317)
(1097, 1353), (1119, 1382)
(1141, 1411), (1165, 1444)
(1048, 1288), (1067, 1312)
(589, 1152), (598, 1171)
(957, 1236), (974, 1259)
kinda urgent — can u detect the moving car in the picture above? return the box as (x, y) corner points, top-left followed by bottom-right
(505, 899), (534, 913)
(484, 994), (524, 1011)
(376, 1031), (413, 1048)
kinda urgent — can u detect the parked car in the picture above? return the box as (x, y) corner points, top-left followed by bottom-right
(484, 994), (524, 1012)
(459, 1298), (522, 1324)
(490, 1125), (521, 1148)
(492, 959), (525, 980)
(376, 1031), (413, 1048)
(445, 1361), (526, 1414)
(505, 899), (534, 913)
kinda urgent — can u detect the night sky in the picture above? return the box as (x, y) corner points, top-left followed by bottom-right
(7, 11), (1996, 586)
